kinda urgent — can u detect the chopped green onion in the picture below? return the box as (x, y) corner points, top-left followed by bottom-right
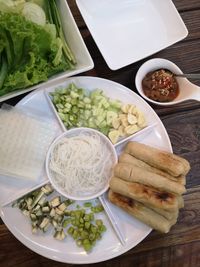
(13, 185), (106, 252)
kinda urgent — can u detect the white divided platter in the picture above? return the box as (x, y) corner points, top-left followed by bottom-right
(45, 82), (158, 148)
(0, 77), (172, 264)
(0, 0), (94, 102)
(76, 0), (188, 70)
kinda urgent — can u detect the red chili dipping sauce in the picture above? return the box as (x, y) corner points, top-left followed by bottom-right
(142, 69), (179, 102)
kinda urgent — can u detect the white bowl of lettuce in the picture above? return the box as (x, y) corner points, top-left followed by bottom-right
(0, 0), (94, 102)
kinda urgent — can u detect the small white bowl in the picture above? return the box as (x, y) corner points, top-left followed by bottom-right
(135, 58), (200, 106)
(45, 127), (117, 201)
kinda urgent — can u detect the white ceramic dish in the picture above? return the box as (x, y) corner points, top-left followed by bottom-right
(135, 58), (200, 106)
(0, 77), (172, 264)
(45, 84), (157, 148)
(46, 127), (117, 201)
(76, 0), (188, 70)
(0, 0), (94, 102)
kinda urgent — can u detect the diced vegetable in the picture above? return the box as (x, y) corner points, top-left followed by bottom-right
(54, 229), (66, 240)
(55, 207), (64, 216)
(58, 202), (68, 211)
(13, 185), (106, 252)
(30, 191), (45, 209)
(50, 196), (61, 208)
(50, 83), (121, 138)
(42, 206), (50, 213)
(49, 208), (56, 217)
(41, 184), (54, 195)
(50, 83), (147, 144)
(39, 217), (50, 229)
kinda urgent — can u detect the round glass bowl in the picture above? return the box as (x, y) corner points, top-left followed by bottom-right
(45, 127), (117, 201)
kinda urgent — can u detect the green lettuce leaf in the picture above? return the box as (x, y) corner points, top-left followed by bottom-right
(0, 11), (72, 95)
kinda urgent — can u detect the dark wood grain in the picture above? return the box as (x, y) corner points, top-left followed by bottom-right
(174, 0), (200, 12)
(1, 0), (200, 267)
(181, 10), (200, 41)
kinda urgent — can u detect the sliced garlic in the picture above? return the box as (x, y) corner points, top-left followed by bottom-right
(121, 118), (129, 127)
(121, 104), (131, 113)
(118, 125), (125, 137)
(128, 104), (136, 114)
(127, 113), (137, 125)
(137, 113), (146, 128)
(125, 125), (139, 135)
(108, 130), (120, 144)
(119, 114), (127, 121)
(112, 117), (121, 129)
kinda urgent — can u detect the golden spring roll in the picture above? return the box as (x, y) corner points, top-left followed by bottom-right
(108, 190), (177, 233)
(114, 163), (186, 195)
(177, 195), (184, 209)
(148, 205), (179, 220)
(109, 177), (179, 211)
(124, 141), (190, 177)
(119, 153), (186, 185)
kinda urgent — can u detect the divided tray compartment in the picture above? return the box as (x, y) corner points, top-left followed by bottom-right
(44, 82), (157, 149)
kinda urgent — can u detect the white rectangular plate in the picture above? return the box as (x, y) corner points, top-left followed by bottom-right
(0, 0), (94, 102)
(76, 0), (188, 70)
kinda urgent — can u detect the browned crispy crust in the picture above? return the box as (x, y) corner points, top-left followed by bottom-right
(109, 176), (178, 211)
(113, 162), (186, 195)
(108, 190), (176, 233)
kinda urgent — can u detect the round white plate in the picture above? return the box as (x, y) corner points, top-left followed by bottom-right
(0, 77), (172, 264)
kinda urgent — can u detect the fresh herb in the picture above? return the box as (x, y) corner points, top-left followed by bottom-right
(0, 0), (76, 96)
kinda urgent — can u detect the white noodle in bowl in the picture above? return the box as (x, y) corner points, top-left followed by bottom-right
(46, 128), (117, 200)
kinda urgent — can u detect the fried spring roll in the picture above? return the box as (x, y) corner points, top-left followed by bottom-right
(124, 142), (190, 177)
(109, 177), (179, 211)
(114, 163), (186, 195)
(119, 153), (186, 185)
(176, 195), (184, 209)
(108, 190), (177, 233)
(149, 205), (179, 221)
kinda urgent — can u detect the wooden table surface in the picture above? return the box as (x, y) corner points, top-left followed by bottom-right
(0, 1), (200, 266)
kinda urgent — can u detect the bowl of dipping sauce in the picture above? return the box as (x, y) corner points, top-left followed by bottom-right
(46, 127), (117, 201)
(142, 69), (179, 102)
(135, 58), (198, 106)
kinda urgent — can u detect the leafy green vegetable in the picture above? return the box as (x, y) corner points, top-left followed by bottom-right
(47, 0), (76, 65)
(0, 54), (8, 90)
(0, 0), (76, 97)
(0, 0), (25, 13)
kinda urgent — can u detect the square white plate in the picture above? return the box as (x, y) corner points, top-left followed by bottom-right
(76, 0), (188, 70)
(0, 0), (94, 102)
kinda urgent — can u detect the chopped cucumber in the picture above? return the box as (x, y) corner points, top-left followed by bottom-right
(50, 83), (122, 139)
